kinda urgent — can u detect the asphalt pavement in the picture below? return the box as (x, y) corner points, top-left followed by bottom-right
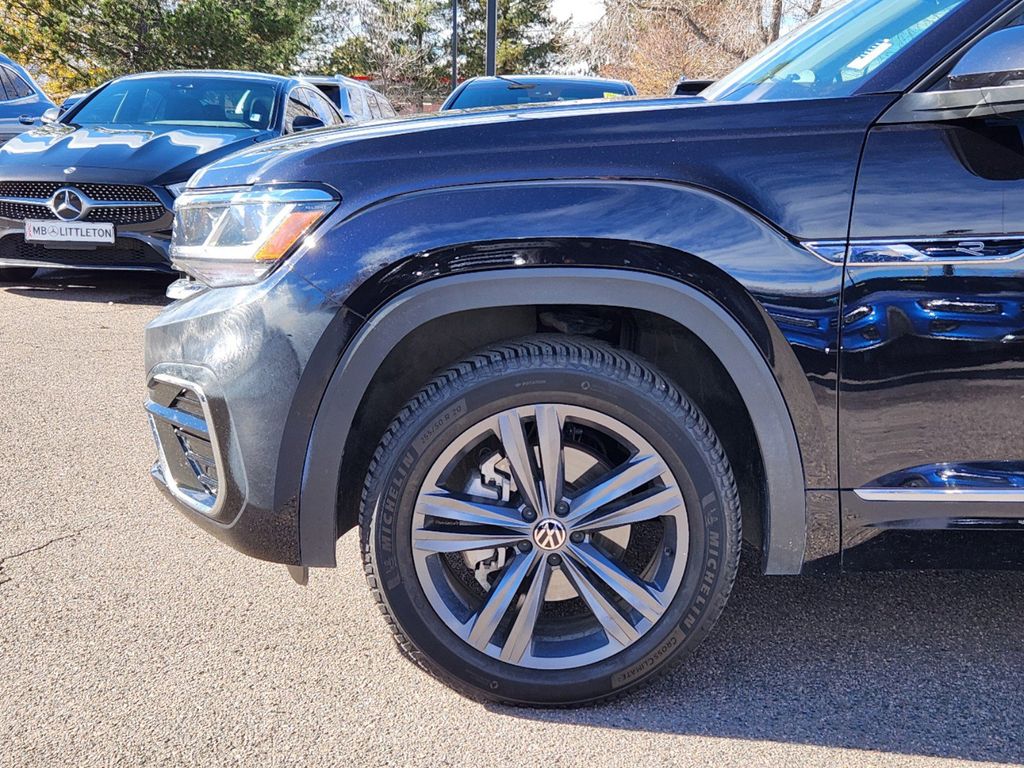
(1, 270), (1022, 768)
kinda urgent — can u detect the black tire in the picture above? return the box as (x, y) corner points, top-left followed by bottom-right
(0, 266), (36, 282)
(360, 336), (741, 706)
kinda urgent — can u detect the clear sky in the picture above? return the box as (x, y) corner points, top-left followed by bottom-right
(551, 0), (605, 28)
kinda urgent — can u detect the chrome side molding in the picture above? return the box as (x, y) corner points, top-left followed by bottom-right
(854, 488), (1024, 503)
(804, 236), (1024, 267)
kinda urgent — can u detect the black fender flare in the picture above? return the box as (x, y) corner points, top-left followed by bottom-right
(298, 267), (807, 575)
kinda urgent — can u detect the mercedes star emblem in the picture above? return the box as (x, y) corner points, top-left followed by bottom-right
(48, 188), (86, 222)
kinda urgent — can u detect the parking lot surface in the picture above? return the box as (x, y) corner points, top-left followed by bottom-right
(1, 272), (1022, 768)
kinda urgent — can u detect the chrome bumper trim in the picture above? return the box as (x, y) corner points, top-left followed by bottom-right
(147, 373), (226, 518)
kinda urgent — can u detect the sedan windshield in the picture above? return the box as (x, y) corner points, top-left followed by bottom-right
(70, 76), (278, 130)
(448, 79), (633, 109)
(705, 0), (966, 102)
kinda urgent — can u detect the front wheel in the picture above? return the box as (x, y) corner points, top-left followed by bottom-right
(360, 337), (741, 705)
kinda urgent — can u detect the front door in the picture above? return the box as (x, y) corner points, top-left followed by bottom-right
(840, 18), (1024, 551)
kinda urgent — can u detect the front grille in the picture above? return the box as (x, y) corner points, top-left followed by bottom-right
(0, 181), (167, 225)
(0, 200), (166, 225)
(0, 201), (51, 220)
(0, 234), (167, 267)
(84, 206), (166, 225)
(0, 181), (160, 203)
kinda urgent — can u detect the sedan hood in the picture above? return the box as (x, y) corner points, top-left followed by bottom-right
(0, 123), (275, 186)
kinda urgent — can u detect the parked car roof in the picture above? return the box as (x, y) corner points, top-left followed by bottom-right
(441, 75), (637, 111)
(109, 69), (296, 84)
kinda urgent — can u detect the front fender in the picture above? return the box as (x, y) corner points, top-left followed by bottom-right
(287, 180), (842, 574)
(294, 178), (839, 475)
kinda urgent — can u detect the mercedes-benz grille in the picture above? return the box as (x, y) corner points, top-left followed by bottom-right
(0, 182), (166, 225)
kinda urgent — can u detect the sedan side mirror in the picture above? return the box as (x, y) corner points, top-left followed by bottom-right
(948, 26), (1024, 89)
(40, 107), (60, 124)
(291, 115), (325, 133)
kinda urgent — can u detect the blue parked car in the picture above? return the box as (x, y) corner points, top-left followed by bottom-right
(0, 55), (54, 147)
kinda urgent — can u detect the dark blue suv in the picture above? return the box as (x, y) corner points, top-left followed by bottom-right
(0, 55), (53, 147)
(145, 0), (1024, 706)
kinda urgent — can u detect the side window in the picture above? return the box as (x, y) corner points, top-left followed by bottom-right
(0, 68), (14, 102)
(345, 88), (364, 121)
(366, 92), (382, 120)
(302, 87), (341, 127)
(354, 89), (371, 121)
(284, 88), (317, 132)
(6, 69), (34, 99)
(378, 96), (396, 118)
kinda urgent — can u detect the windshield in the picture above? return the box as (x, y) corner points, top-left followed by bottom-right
(705, 0), (966, 103)
(70, 76), (278, 130)
(449, 79), (633, 109)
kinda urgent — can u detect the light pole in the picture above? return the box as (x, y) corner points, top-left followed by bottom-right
(451, 0), (458, 91)
(485, 0), (497, 76)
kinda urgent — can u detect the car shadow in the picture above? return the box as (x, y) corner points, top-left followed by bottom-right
(493, 561), (1024, 764)
(1, 269), (174, 306)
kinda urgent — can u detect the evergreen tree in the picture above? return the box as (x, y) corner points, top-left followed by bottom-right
(0, 0), (321, 98)
(458, 0), (568, 78)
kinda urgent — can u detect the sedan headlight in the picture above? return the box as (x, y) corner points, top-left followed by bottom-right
(171, 186), (337, 287)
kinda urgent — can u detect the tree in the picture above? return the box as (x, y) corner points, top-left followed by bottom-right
(315, 0), (568, 111)
(458, 0), (568, 78)
(587, 0), (831, 95)
(0, 0), (321, 99)
(320, 0), (450, 111)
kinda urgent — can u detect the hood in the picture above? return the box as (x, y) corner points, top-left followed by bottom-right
(191, 95), (707, 189)
(0, 123), (275, 186)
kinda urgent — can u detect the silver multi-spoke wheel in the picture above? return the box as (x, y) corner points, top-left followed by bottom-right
(411, 404), (689, 669)
(363, 338), (739, 704)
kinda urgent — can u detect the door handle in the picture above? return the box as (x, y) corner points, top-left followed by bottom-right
(18, 115), (35, 125)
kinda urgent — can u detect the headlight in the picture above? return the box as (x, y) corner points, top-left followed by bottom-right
(171, 186), (337, 287)
(165, 182), (189, 198)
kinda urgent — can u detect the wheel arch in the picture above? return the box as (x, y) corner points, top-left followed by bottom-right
(298, 267), (810, 575)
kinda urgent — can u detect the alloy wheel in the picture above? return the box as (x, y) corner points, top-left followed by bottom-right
(411, 403), (690, 669)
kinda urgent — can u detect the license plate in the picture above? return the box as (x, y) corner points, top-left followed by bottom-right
(24, 220), (115, 244)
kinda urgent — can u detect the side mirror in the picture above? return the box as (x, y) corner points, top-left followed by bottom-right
(40, 107), (60, 124)
(291, 115), (325, 133)
(948, 26), (1024, 89)
(882, 26), (1024, 125)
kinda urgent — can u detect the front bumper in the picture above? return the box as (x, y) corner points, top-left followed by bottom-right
(0, 227), (174, 271)
(144, 265), (346, 565)
(0, 181), (175, 271)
